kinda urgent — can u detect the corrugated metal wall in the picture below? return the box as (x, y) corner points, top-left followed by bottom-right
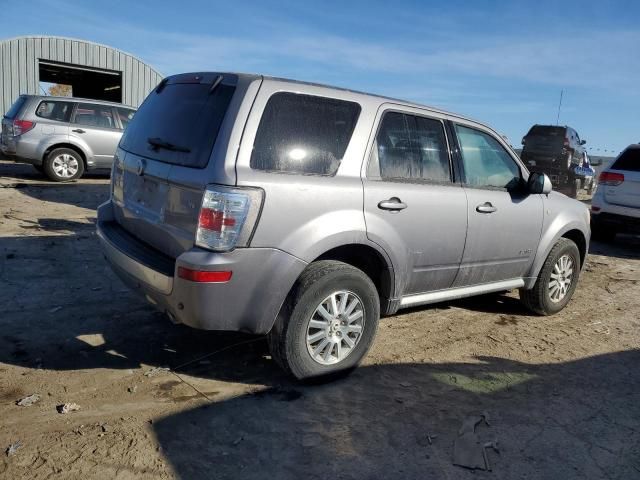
(0, 36), (163, 116)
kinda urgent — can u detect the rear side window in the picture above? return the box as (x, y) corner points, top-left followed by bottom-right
(250, 92), (361, 176)
(611, 148), (640, 171)
(119, 77), (236, 168)
(73, 103), (116, 129)
(370, 111), (451, 182)
(5, 96), (27, 119)
(35, 101), (73, 122)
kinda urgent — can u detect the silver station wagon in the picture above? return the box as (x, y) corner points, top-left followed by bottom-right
(1, 94), (135, 181)
(97, 73), (590, 379)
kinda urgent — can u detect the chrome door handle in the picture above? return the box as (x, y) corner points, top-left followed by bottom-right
(378, 197), (407, 211)
(72, 129), (85, 133)
(476, 202), (497, 213)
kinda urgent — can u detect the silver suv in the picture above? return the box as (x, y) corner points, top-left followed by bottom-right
(97, 73), (591, 379)
(1, 95), (136, 181)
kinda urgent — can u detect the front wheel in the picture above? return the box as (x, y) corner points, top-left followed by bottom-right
(268, 260), (380, 380)
(520, 238), (581, 315)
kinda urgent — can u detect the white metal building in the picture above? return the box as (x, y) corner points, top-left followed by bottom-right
(0, 35), (163, 116)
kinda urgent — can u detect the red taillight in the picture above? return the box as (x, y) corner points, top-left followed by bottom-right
(198, 208), (237, 231)
(591, 206), (601, 212)
(13, 120), (35, 136)
(177, 267), (232, 283)
(599, 171), (624, 186)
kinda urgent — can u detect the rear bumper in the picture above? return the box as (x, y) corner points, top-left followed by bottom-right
(1, 136), (41, 165)
(97, 201), (307, 334)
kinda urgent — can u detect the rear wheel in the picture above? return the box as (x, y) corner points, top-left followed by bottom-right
(520, 238), (581, 315)
(268, 260), (380, 380)
(43, 148), (84, 182)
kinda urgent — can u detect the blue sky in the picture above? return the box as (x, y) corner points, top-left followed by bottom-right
(5, 0), (639, 154)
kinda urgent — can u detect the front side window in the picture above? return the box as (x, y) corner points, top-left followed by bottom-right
(455, 124), (521, 189)
(116, 107), (135, 129)
(35, 101), (73, 122)
(370, 111), (451, 182)
(73, 103), (116, 129)
(250, 92), (361, 176)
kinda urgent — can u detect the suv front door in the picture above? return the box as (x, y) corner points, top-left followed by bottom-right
(363, 108), (468, 297)
(70, 103), (121, 168)
(451, 123), (543, 287)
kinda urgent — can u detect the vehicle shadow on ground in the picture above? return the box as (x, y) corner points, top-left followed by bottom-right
(0, 160), (110, 182)
(153, 350), (640, 480)
(590, 235), (640, 260)
(1, 179), (109, 211)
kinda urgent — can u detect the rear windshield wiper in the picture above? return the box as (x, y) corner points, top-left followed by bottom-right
(147, 137), (191, 153)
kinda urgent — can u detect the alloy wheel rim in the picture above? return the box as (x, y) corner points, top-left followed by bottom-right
(306, 290), (365, 365)
(548, 254), (574, 303)
(52, 154), (79, 178)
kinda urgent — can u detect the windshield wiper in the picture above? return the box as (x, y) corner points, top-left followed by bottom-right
(147, 137), (191, 153)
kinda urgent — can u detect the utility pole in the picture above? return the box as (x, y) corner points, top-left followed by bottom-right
(556, 89), (563, 126)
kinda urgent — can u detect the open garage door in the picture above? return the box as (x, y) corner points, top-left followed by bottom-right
(39, 60), (123, 103)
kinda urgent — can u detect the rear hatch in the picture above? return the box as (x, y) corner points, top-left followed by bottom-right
(522, 125), (566, 167)
(111, 73), (238, 258)
(604, 148), (640, 209)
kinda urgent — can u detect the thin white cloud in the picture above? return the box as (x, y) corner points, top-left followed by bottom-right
(133, 28), (640, 92)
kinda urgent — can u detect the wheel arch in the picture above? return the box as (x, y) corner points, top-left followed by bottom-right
(525, 223), (589, 289)
(313, 243), (396, 315)
(43, 143), (88, 169)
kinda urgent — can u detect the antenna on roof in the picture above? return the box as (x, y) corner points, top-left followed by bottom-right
(555, 89), (563, 126)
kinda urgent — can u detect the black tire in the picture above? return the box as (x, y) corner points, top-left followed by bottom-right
(519, 238), (581, 315)
(43, 148), (85, 182)
(268, 260), (380, 380)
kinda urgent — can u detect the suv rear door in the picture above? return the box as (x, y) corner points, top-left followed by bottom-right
(70, 102), (121, 168)
(111, 73), (240, 258)
(604, 148), (640, 208)
(363, 107), (467, 295)
(451, 122), (543, 286)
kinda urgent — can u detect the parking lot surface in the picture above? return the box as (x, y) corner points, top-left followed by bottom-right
(1, 160), (639, 479)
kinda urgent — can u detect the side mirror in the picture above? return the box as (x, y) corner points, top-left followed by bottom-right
(580, 139), (587, 145)
(528, 172), (552, 194)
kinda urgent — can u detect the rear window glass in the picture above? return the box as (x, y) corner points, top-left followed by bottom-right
(611, 148), (640, 172)
(5, 96), (27, 119)
(73, 103), (116, 128)
(119, 80), (235, 168)
(250, 92), (361, 176)
(36, 101), (73, 122)
(527, 126), (565, 136)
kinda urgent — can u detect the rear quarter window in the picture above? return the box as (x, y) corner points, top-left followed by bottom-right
(250, 92), (361, 176)
(36, 101), (73, 122)
(611, 149), (640, 171)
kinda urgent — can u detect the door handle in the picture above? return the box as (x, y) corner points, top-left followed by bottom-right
(378, 197), (407, 211)
(476, 202), (497, 213)
(72, 129), (85, 133)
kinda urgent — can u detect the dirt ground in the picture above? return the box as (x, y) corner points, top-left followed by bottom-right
(0, 159), (639, 480)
